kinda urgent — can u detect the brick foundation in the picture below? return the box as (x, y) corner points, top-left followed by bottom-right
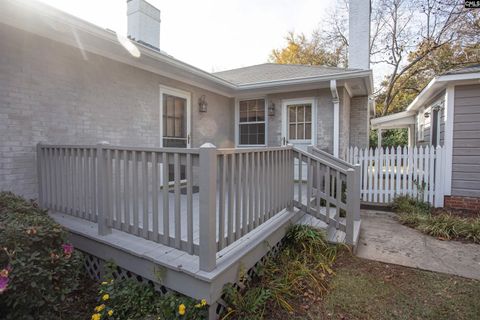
(444, 196), (480, 212)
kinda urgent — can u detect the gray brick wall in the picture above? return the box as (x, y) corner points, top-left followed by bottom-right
(0, 25), (234, 199)
(349, 96), (369, 149)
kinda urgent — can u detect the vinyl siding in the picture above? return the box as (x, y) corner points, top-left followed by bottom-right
(451, 84), (480, 197)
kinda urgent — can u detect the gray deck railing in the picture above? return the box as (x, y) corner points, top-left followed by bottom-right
(37, 142), (359, 272)
(293, 147), (361, 245)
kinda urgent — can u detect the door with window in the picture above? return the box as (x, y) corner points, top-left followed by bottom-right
(282, 99), (316, 180)
(160, 86), (191, 182)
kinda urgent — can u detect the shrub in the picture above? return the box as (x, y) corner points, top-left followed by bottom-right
(223, 225), (339, 319)
(91, 266), (208, 320)
(0, 192), (83, 319)
(392, 195), (480, 243)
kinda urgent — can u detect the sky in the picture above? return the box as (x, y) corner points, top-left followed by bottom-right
(37, 0), (338, 72)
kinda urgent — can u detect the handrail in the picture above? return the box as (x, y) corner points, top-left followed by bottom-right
(308, 146), (354, 171)
(40, 143), (200, 154)
(293, 147), (349, 174)
(217, 146), (292, 154)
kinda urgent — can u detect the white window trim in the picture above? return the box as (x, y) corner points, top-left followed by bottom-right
(281, 98), (317, 146)
(235, 97), (268, 147)
(159, 85), (192, 148)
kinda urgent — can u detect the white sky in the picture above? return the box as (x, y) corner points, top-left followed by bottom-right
(37, 0), (338, 72)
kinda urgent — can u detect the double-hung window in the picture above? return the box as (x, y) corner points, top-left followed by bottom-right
(238, 99), (266, 145)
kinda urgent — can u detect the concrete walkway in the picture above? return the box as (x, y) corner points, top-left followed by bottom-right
(356, 210), (480, 280)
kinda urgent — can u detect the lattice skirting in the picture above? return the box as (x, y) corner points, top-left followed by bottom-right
(82, 238), (285, 318)
(82, 252), (168, 294)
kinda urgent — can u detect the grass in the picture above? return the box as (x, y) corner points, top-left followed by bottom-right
(222, 224), (480, 320)
(316, 254), (480, 320)
(392, 195), (480, 243)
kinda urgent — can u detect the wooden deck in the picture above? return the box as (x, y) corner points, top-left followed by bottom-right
(37, 143), (362, 319)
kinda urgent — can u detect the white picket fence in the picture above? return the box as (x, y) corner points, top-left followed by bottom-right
(347, 146), (445, 207)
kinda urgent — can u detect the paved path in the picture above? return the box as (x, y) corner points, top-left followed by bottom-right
(356, 210), (480, 280)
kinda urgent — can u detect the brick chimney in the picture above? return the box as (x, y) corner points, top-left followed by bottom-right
(348, 0), (371, 70)
(127, 0), (160, 50)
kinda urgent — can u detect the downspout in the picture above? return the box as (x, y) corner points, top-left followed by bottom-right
(330, 80), (340, 158)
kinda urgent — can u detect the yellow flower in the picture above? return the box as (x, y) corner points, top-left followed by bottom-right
(101, 281), (108, 285)
(178, 303), (186, 316)
(95, 304), (105, 312)
(195, 299), (207, 308)
(91, 313), (101, 320)
(102, 294), (110, 301)
(108, 310), (114, 316)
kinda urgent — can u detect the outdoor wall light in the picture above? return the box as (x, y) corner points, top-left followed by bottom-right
(268, 102), (276, 116)
(198, 95), (208, 112)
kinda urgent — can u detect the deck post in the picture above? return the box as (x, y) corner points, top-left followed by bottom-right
(287, 144), (294, 210)
(345, 164), (361, 245)
(36, 142), (44, 208)
(97, 141), (112, 236)
(199, 143), (218, 272)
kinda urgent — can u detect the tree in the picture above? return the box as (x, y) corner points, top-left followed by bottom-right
(270, 0), (480, 116)
(269, 31), (345, 67)
(374, 0), (480, 115)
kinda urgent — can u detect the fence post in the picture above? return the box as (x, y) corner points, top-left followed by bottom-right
(97, 141), (112, 236)
(199, 143), (217, 272)
(36, 142), (44, 208)
(346, 164), (361, 245)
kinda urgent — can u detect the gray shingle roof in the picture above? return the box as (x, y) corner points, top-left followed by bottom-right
(444, 64), (480, 75)
(213, 63), (362, 85)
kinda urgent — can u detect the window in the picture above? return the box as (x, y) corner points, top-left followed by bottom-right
(238, 99), (266, 145)
(288, 104), (312, 141)
(163, 94), (187, 147)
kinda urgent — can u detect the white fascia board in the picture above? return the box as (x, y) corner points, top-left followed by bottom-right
(406, 72), (480, 112)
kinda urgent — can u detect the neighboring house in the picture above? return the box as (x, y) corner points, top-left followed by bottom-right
(0, 0), (373, 200)
(371, 65), (480, 211)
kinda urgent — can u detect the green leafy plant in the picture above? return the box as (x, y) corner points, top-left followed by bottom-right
(0, 192), (83, 319)
(222, 285), (271, 320)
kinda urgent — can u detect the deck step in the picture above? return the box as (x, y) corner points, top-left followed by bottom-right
(296, 213), (361, 250)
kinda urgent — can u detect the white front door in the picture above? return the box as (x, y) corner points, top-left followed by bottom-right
(281, 98), (316, 180)
(281, 98), (316, 149)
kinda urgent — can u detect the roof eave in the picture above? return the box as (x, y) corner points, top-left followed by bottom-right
(406, 71), (480, 112)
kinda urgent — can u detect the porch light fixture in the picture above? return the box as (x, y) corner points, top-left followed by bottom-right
(198, 95), (208, 112)
(268, 102), (275, 116)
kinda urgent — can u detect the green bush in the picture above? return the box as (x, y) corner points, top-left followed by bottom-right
(392, 195), (480, 243)
(91, 267), (208, 320)
(0, 192), (83, 319)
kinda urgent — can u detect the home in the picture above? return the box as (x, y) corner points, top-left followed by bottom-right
(371, 65), (480, 211)
(0, 0), (370, 318)
(0, 0), (372, 200)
